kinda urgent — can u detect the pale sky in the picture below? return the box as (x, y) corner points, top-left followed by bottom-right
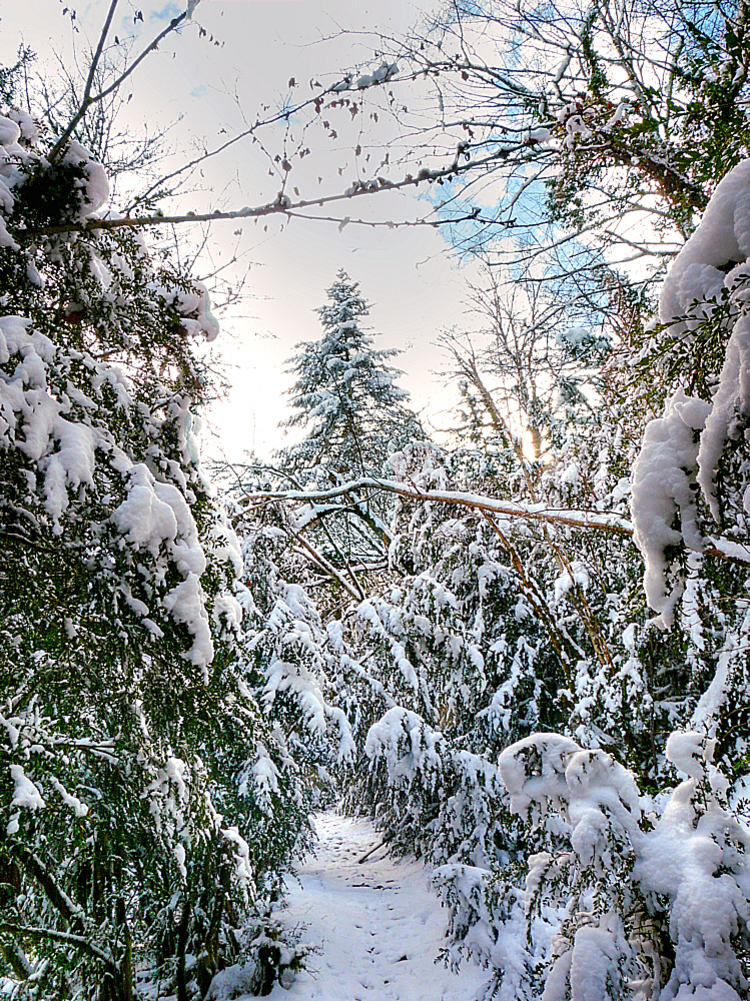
(0, 0), (479, 461)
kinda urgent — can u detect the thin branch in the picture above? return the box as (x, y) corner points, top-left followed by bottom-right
(478, 509), (579, 690)
(0, 923), (115, 972)
(21, 143), (526, 239)
(293, 534), (364, 601)
(49, 6), (189, 161)
(12, 844), (86, 933)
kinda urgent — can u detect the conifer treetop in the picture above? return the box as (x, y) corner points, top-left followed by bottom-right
(282, 269), (423, 480)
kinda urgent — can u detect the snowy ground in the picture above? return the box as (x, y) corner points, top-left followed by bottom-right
(265, 812), (489, 1001)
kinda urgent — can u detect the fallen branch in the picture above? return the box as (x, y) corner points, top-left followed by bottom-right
(236, 478), (635, 536)
(236, 477), (750, 567)
(358, 839), (386, 864)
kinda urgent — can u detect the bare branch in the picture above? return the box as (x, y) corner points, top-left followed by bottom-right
(21, 137), (527, 239)
(49, 6), (189, 161)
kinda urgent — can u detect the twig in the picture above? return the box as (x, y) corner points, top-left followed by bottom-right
(49, 5), (189, 161)
(358, 839), (386, 864)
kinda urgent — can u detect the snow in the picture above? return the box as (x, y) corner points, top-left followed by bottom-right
(365, 707), (442, 787)
(161, 280), (220, 342)
(0, 115), (20, 147)
(498, 730), (750, 1001)
(635, 764), (750, 1001)
(174, 843), (188, 881)
(48, 775), (88, 817)
(655, 156), (750, 532)
(207, 965), (258, 1000)
(630, 389), (711, 625)
(356, 62), (398, 88)
(665, 731), (708, 780)
(222, 825), (254, 890)
(498, 731), (580, 818)
(659, 159), (750, 336)
(7, 107), (38, 144)
(111, 461), (221, 669)
(553, 559), (590, 603)
(9, 764), (45, 811)
(162, 573), (214, 672)
(249, 741), (281, 814)
(697, 307), (750, 519)
(527, 126), (552, 142)
(261, 812), (488, 1001)
(113, 463), (206, 574)
(62, 139), (110, 216)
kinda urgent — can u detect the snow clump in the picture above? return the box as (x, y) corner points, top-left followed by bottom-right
(633, 157), (750, 618)
(631, 389), (711, 625)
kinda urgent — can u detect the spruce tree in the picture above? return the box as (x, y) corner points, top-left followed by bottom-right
(278, 271), (425, 571)
(282, 270), (423, 481)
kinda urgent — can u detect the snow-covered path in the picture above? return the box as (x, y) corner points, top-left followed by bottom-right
(266, 812), (488, 1001)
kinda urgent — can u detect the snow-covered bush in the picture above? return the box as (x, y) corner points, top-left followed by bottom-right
(0, 106), (307, 997)
(238, 515), (357, 805)
(450, 158), (750, 1001)
(472, 730), (750, 1001)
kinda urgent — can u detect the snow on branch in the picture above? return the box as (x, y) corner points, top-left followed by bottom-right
(632, 157), (750, 618)
(631, 389), (711, 626)
(237, 477), (636, 537)
(0, 923), (115, 972)
(497, 729), (750, 1000)
(241, 478), (750, 571)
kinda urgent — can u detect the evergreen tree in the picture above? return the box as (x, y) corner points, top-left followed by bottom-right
(0, 103), (308, 999)
(275, 270), (425, 577)
(282, 270), (423, 482)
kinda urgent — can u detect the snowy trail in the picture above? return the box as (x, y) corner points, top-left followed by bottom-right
(265, 812), (488, 1001)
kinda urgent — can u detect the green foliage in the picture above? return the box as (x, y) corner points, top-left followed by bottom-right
(0, 111), (308, 998)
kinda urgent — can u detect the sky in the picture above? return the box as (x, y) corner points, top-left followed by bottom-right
(0, 0), (480, 462)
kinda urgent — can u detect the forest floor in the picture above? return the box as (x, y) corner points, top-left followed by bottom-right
(261, 812), (489, 1001)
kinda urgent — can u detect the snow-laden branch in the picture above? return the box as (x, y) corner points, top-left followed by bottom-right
(238, 477), (634, 535)
(238, 477), (750, 567)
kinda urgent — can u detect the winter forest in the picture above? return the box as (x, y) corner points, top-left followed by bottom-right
(1, 0), (750, 998)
